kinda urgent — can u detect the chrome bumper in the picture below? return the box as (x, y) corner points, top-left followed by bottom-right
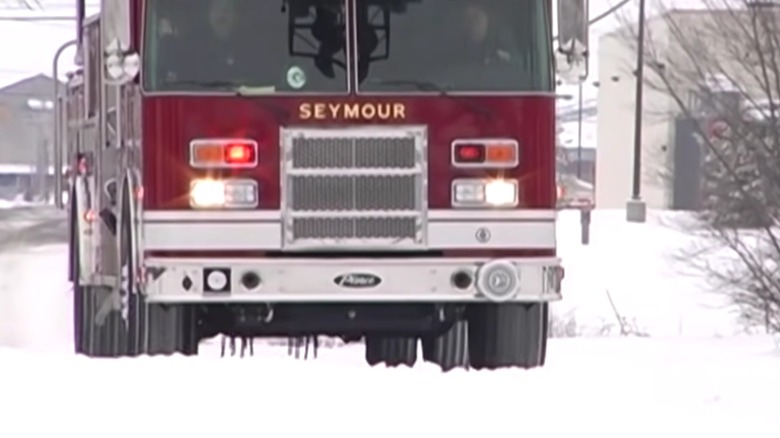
(143, 257), (563, 304)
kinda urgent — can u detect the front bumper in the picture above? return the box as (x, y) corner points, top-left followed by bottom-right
(143, 257), (563, 304)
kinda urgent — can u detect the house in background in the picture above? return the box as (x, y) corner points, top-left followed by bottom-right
(0, 74), (61, 200)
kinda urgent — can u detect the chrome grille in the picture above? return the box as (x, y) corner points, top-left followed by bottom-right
(290, 175), (416, 211)
(281, 127), (427, 249)
(291, 137), (416, 169)
(292, 217), (418, 239)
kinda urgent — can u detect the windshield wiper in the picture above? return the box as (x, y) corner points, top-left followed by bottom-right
(367, 79), (494, 119)
(164, 79), (239, 89)
(368, 79), (451, 93)
(163, 79), (289, 122)
(165, 79), (277, 94)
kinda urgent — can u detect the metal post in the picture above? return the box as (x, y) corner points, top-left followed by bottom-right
(577, 81), (583, 179)
(53, 40), (78, 210)
(580, 205), (592, 245)
(626, 0), (647, 223)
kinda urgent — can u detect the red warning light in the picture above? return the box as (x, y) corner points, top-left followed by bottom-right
(454, 144), (485, 164)
(224, 143), (255, 165)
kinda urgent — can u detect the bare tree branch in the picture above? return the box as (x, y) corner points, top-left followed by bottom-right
(614, 0), (780, 333)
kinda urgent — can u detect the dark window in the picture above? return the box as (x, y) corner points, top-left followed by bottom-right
(355, 0), (552, 93)
(142, 0), (349, 93)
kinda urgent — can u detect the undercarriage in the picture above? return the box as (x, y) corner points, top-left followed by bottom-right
(74, 290), (550, 370)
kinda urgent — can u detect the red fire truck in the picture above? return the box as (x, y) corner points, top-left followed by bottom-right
(56, 0), (589, 370)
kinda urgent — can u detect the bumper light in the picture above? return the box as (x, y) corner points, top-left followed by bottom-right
(190, 179), (258, 209)
(476, 260), (519, 302)
(452, 178), (519, 207)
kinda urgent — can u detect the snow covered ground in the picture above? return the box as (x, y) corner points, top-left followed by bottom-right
(1, 207), (779, 437)
(0, 195), (35, 209)
(2, 336), (778, 437)
(555, 209), (739, 337)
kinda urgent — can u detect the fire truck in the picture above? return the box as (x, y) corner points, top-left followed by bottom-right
(55, 0), (589, 370)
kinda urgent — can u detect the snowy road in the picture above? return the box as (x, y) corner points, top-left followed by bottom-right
(0, 205), (68, 350)
(1, 336), (778, 437)
(0, 204), (67, 250)
(1, 208), (779, 437)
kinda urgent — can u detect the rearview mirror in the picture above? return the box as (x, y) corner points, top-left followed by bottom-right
(556, 0), (589, 84)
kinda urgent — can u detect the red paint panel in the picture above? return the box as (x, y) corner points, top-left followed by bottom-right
(141, 96), (555, 211)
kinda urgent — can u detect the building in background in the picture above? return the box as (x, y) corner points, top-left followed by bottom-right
(0, 74), (61, 200)
(595, 8), (753, 210)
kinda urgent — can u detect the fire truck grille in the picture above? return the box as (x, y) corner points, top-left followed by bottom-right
(292, 217), (418, 240)
(289, 175), (416, 211)
(281, 127), (428, 249)
(291, 137), (416, 169)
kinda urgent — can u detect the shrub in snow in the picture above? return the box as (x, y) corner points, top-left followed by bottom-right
(615, 0), (780, 334)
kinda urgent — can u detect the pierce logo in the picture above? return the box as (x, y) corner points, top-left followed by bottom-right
(334, 273), (382, 288)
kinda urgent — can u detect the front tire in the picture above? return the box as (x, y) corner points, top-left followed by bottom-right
(71, 191), (127, 357)
(364, 335), (417, 367)
(145, 303), (199, 355)
(118, 182), (198, 356)
(466, 303), (548, 370)
(421, 321), (469, 372)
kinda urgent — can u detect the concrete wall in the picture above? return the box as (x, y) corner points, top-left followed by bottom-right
(596, 15), (673, 209)
(596, 7), (773, 209)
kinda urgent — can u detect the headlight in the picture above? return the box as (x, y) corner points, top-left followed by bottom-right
(452, 178), (518, 208)
(190, 178), (258, 209)
(485, 180), (517, 205)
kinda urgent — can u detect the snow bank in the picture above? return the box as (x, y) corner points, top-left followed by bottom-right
(1, 336), (778, 437)
(554, 209), (738, 337)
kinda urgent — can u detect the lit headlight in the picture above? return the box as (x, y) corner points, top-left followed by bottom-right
(190, 178), (258, 209)
(452, 178), (518, 208)
(485, 180), (518, 206)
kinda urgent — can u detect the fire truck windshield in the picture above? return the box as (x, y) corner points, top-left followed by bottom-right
(141, 0), (550, 94)
(356, 0), (552, 93)
(142, 0), (349, 93)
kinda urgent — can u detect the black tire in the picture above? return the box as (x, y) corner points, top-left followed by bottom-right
(120, 186), (146, 356)
(117, 183), (198, 356)
(466, 303), (548, 370)
(77, 285), (129, 357)
(71, 190), (127, 358)
(540, 304), (549, 366)
(70, 192), (84, 354)
(145, 303), (199, 355)
(421, 321), (469, 372)
(364, 335), (417, 368)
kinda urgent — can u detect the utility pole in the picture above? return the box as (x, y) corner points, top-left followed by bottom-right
(626, 0), (648, 223)
(576, 79), (584, 179)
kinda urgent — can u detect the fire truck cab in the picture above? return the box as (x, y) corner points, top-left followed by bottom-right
(57, 0), (589, 370)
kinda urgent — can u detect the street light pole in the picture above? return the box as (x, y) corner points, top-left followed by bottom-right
(626, 0), (648, 223)
(53, 39), (78, 209)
